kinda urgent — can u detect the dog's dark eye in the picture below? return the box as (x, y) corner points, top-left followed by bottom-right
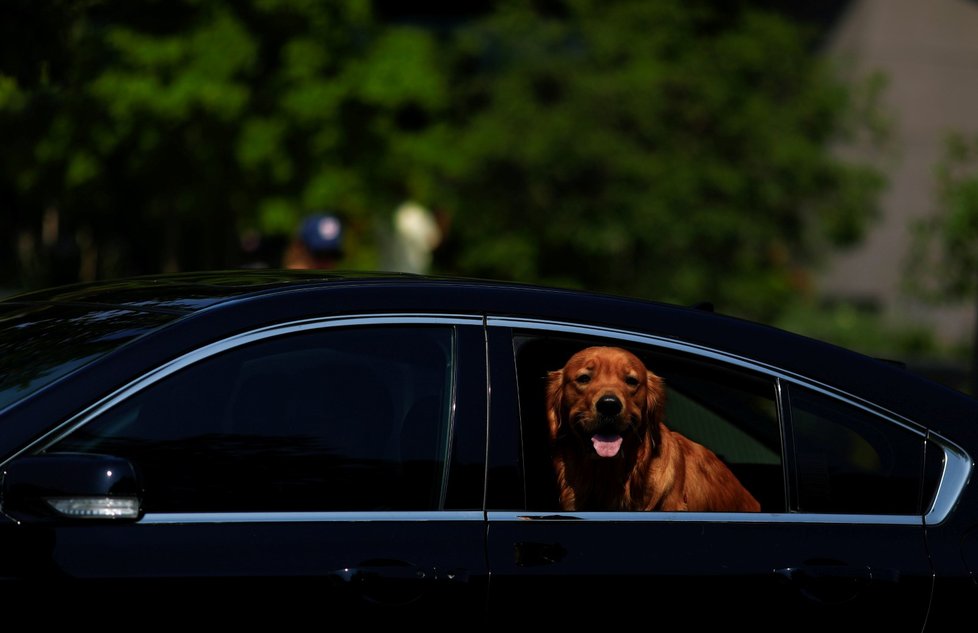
(625, 376), (640, 386)
(575, 374), (591, 384)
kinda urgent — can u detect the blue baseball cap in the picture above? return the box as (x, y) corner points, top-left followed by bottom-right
(299, 214), (344, 254)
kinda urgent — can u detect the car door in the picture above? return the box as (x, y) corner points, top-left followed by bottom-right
(484, 322), (935, 629)
(1, 317), (488, 623)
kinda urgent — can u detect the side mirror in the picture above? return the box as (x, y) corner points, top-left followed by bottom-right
(1, 453), (143, 524)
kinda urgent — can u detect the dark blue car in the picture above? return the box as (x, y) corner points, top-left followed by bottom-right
(1, 271), (975, 627)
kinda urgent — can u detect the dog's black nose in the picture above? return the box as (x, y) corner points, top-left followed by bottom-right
(596, 395), (622, 416)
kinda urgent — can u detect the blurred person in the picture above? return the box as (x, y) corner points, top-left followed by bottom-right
(381, 201), (443, 274)
(283, 213), (345, 270)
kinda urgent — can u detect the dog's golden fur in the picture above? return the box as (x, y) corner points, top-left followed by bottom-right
(546, 346), (761, 512)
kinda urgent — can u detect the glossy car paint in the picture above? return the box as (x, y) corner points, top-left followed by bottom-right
(0, 271), (975, 627)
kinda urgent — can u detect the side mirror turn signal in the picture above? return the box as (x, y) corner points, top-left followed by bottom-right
(1, 453), (143, 524)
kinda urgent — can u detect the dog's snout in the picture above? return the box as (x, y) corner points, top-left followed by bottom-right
(596, 395), (623, 416)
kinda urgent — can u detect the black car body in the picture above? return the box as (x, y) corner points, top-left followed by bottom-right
(0, 271), (975, 627)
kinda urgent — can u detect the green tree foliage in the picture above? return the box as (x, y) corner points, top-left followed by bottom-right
(2, 0), (885, 325)
(1, 0), (448, 280)
(434, 1), (885, 320)
(905, 131), (978, 390)
(907, 132), (978, 301)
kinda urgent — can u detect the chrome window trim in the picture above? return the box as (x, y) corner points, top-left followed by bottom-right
(493, 317), (925, 435)
(139, 510), (486, 525)
(925, 432), (972, 525)
(137, 504), (934, 526)
(493, 316), (966, 524)
(488, 511), (920, 526)
(7, 313), (483, 462)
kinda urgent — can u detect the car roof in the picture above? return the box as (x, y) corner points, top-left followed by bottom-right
(4, 269), (975, 435)
(0, 270), (950, 375)
(1, 270), (428, 314)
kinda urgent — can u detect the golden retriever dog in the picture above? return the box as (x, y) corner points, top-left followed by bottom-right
(546, 346), (761, 512)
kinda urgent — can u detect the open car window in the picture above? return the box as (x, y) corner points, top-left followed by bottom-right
(513, 334), (783, 513)
(514, 332), (932, 517)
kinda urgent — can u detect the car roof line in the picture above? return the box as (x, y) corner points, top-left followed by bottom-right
(0, 299), (192, 316)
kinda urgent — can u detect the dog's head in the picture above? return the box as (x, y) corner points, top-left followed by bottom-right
(547, 346), (664, 459)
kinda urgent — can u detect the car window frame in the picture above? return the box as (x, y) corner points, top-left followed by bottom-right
(487, 316), (969, 526)
(8, 313), (489, 521)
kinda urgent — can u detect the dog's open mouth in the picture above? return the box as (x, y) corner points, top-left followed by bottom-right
(591, 433), (623, 458)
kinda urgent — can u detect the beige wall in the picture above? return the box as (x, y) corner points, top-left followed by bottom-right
(819, 0), (978, 344)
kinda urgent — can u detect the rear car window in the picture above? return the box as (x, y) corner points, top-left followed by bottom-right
(514, 334), (784, 513)
(514, 332), (933, 517)
(787, 385), (927, 515)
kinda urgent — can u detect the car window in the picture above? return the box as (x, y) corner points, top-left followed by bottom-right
(514, 333), (935, 517)
(787, 384), (926, 515)
(645, 354), (783, 510)
(50, 326), (455, 513)
(514, 335), (784, 512)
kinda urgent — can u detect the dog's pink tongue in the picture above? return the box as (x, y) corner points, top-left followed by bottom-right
(591, 433), (623, 457)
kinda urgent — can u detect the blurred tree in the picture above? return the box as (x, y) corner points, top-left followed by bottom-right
(0, 0), (449, 282)
(906, 131), (978, 392)
(908, 133), (978, 302)
(0, 0), (86, 289)
(431, 0), (886, 322)
(1, 0), (885, 329)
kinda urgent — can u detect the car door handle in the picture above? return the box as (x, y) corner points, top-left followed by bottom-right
(774, 564), (900, 605)
(774, 565), (899, 583)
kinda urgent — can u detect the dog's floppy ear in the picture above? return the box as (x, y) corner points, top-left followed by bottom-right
(546, 369), (565, 440)
(645, 369), (666, 428)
